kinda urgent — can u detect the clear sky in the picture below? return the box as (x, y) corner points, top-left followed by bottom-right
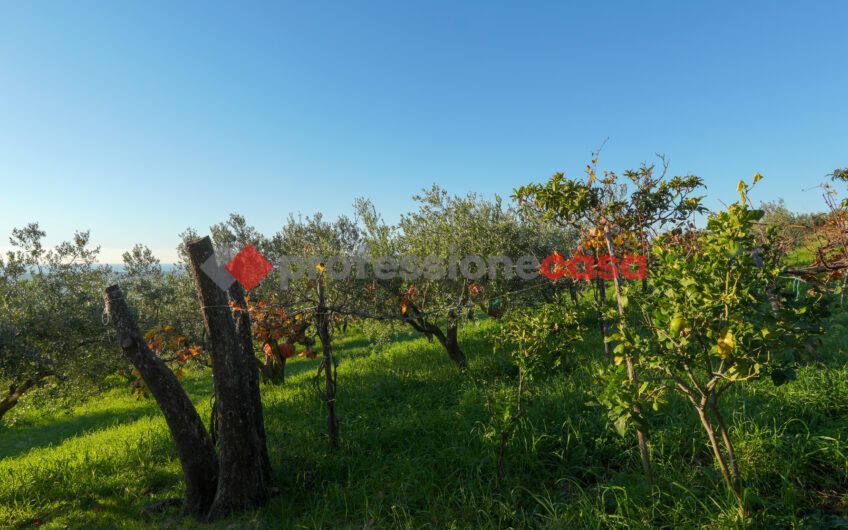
(1, 1), (846, 263)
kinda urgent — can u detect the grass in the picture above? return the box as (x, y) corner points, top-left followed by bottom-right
(2, 314), (848, 528)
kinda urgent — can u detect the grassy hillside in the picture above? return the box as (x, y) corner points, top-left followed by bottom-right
(2, 317), (848, 528)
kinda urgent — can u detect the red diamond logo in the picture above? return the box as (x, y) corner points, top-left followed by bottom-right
(225, 244), (273, 291)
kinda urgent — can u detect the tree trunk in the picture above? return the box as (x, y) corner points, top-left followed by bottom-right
(257, 342), (287, 384)
(697, 405), (742, 505)
(404, 306), (468, 367)
(103, 285), (218, 517)
(603, 227), (653, 483)
(639, 228), (649, 293)
(428, 321), (467, 367)
(568, 279), (579, 306)
(708, 397), (741, 493)
(596, 275), (611, 360)
(0, 374), (52, 421)
(228, 283), (272, 480)
(186, 237), (270, 521)
(315, 275), (340, 449)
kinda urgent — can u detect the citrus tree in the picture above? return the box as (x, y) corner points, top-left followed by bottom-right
(488, 299), (582, 477)
(513, 156), (704, 480)
(604, 179), (826, 509)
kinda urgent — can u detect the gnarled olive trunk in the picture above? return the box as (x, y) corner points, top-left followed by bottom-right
(405, 306), (467, 367)
(228, 282), (273, 480)
(104, 286), (219, 517)
(431, 320), (467, 367)
(102, 235), (272, 522)
(186, 237), (270, 521)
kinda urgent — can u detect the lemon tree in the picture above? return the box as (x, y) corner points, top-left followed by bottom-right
(605, 180), (826, 507)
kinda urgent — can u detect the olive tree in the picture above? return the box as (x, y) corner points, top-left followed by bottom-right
(355, 185), (573, 367)
(0, 224), (114, 420)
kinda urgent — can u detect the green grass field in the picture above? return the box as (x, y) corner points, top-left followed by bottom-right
(2, 316), (848, 528)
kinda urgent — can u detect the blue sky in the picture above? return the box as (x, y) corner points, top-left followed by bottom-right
(1, 1), (846, 263)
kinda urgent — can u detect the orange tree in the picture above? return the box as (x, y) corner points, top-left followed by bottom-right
(512, 155), (705, 481)
(514, 155), (705, 354)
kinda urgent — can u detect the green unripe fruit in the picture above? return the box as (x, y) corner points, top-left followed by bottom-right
(669, 315), (685, 337)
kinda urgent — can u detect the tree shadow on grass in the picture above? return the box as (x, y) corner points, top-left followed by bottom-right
(0, 372), (215, 461)
(0, 405), (162, 460)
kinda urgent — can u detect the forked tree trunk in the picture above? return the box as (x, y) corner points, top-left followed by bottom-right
(103, 286), (219, 517)
(428, 320), (467, 367)
(105, 236), (272, 522)
(405, 306), (468, 367)
(186, 237), (270, 520)
(708, 397), (741, 494)
(697, 405), (742, 505)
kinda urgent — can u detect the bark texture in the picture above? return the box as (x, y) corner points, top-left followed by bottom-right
(228, 283), (272, 479)
(103, 285), (218, 516)
(186, 237), (270, 521)
(104, 237), (273, 522)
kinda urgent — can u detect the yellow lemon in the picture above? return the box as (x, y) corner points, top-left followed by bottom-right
(716, 331), (734, 358)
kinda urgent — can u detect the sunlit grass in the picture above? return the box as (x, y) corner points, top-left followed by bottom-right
(1, 315), (847, 528)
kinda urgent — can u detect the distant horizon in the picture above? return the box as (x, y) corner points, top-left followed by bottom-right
(14, 263), (183, 270)
(2, 186), (839, 265)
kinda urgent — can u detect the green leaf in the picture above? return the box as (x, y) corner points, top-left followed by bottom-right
(614, 415), (628, 437)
